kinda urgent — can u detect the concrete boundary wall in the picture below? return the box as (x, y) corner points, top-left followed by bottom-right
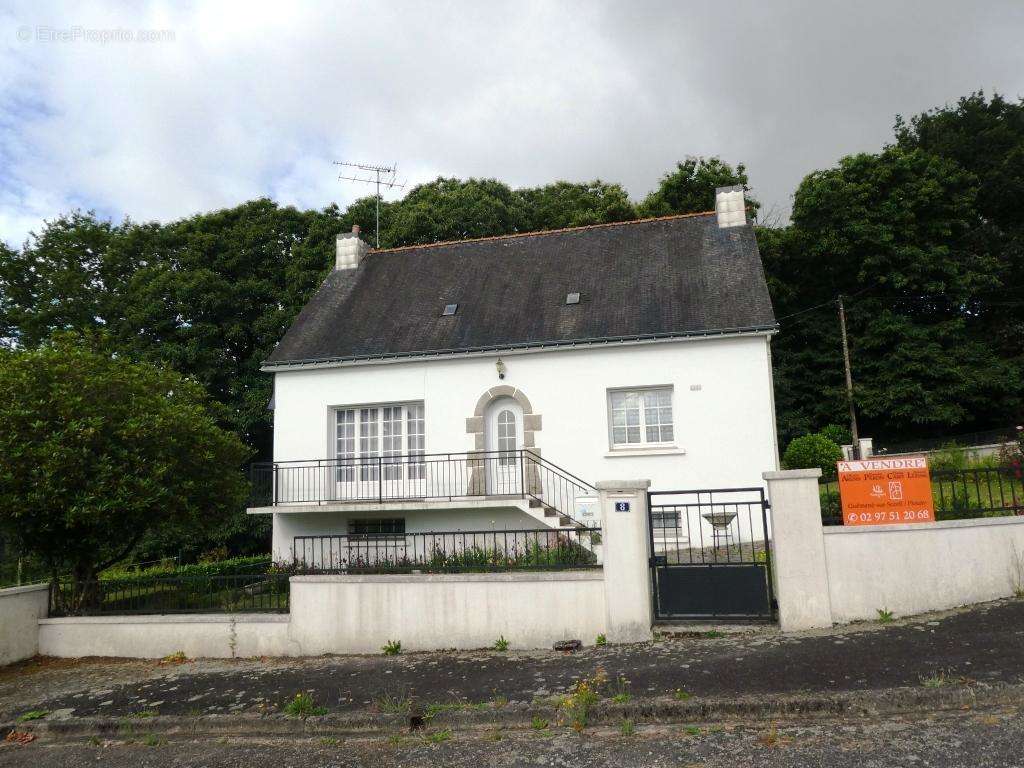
(14, 482), (649, 661)
(289, 571), (606, 654)
(34, 572), (605, 659)
(38, 614), (295, 660)
(0, 583), (49, 666)
(824, 516), (1024, 623)
(766, 469), (1024, 630)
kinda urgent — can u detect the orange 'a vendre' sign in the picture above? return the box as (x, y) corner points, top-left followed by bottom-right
(837, 456), (935, 526)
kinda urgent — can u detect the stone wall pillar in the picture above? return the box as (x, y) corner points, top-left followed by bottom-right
(763, 469), (833, 631)
(596, 480), (653, 643)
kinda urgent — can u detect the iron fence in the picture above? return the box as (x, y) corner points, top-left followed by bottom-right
(48, 573), (290, 616)
(250, 449), (595, 522)
(820, 466), (1024, 526)
(292, 527), (603, 573)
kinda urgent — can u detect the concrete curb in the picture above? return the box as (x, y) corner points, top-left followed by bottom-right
(3, 682), (1018, 742)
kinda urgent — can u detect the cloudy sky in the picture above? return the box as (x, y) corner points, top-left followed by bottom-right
(1, 0), (1023, 246)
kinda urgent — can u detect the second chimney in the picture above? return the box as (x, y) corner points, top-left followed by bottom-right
(336, 225), (369, 270)
(715, 185), (747, 228)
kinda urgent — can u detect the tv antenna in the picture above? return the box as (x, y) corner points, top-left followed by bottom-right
(334, 161), (405, 247)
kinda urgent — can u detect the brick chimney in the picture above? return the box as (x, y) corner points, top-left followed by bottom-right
(336, 225), (369, 270)
(715, 185), (747, 228)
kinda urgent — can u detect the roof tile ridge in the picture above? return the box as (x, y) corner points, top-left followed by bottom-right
(371, 210), (717, 254)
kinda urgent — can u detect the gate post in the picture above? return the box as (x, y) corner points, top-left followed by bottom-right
(596, 480), (653, 643)
(763, 469), (833, 631)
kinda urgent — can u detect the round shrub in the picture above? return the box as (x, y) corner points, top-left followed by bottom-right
(782, 434), (844, 479)
(818, 423), (852, 447)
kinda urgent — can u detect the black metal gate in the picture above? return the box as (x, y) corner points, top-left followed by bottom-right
(648, 487), (774, 621)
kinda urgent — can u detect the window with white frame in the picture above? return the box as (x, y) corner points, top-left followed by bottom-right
(497, 409), (517, 466)
(335, 403), (425, 481)
(608, 387), (674, 448)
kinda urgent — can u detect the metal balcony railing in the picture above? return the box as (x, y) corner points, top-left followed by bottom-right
(249, 449), (595, 524)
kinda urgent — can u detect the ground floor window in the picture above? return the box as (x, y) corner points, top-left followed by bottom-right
(335, 403), (425, 481)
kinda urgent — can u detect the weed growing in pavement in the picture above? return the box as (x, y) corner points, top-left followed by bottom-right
(704, 630), (725, 639)
(382, 639), (402, 656)
(1015, 586), (1024, 599)
(493, 635), (509, 652)
(485, 728), (503, 741)
(920, 670), (953, 688)
(16, 710), (49, 723)
(425, 701), (468, 717)
(142, 733), (165, 747)
(319, 737), (343, 746)
(87, 735), (102, 746)
(559, 669), (606, 732)
(282, 692), (328, 718)
(423, 728), (452, 744)
(374, 691), (410, 714)
(674, 689), (693, 701)
(684, 725), (702, 737)
(128, 709), (159, 719)
(595, 634), (607, 646)
(876, 608), (895, 623)
(758, 724), (780, 748)
(531, 715), (549, 730)
(619, 718), (635, 736)
(158, 651), (188, 666)
(610, 675), (631, 704)
(491, 695), (509, 708)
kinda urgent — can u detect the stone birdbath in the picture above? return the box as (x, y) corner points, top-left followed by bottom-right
(701, 509), (738, 550)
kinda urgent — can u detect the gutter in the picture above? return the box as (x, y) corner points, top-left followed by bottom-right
(260, 325), (780, 372)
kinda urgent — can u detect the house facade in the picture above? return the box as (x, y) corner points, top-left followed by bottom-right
(250, 186), (780, 565)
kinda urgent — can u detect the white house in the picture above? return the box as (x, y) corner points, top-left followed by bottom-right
(250, 186), (780, 565)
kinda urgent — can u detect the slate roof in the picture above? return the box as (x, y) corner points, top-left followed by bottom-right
(264, 212), (777, 367)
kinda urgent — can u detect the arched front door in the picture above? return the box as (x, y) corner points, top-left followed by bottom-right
(485, 396), (524, 495)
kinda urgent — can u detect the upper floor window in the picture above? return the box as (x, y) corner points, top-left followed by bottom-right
(336, 402), (425, 481)
(608, 387), (674, 448)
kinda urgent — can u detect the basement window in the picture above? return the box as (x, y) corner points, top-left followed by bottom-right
(348, 518), (406, 539)
(442, 303), (458, 316)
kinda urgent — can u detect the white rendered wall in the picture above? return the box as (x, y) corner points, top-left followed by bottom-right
(824, 516), (1024, 624)
(38, 614), (295, 659)
(271, 335), (779, 493)
(0, 583), (48, 666)
(36, 573), (605, 658)
(288, 571), (606, 653)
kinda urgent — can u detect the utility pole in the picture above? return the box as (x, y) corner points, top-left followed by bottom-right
(837, 295), (860, 459)
(334, 161), (405, 248)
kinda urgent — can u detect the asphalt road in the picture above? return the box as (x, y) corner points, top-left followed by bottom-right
(3, 706), (1023, 767)
(8, 598), (1024, 722)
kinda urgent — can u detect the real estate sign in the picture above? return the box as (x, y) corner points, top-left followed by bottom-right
(836, 456), (935, 526)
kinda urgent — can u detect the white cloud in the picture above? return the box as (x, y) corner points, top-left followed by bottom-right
(1, 0), (1023, 246)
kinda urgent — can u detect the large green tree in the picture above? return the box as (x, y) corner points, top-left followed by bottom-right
(385, 177), (528, 246)
(638, 157), (757, 218)
(517, 180), (636, 230)
(764, 144), (1021, 443)
(894, 91), (1024, 373)
(0, 337), (249, 603)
